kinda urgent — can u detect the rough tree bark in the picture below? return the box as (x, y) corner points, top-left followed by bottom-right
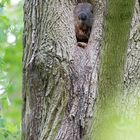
(22, 0), (105, 140)
(124, 0), (140, 91)
(22, 0), (137, 139)
(89, 0), (135, 140)
(122, 0), (140, 118)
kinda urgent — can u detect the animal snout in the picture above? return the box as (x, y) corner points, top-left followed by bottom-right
(78, 13), (87, 21)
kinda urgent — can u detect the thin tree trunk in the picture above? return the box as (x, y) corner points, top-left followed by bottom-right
(22, 0), (105, 140)
(122, 0), (140, 118)
(124, 0), (140, 91)
(91, 0), (135, 140)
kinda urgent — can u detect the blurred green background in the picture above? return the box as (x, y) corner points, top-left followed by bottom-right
(0, 0), (23, 139)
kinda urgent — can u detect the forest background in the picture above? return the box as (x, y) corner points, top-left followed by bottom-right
(0, 0), (23, 139)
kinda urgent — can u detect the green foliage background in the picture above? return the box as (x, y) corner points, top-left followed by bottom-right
(0, 0), (23, 139)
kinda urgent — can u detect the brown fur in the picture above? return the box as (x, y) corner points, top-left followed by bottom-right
(74, 2), (93, 48)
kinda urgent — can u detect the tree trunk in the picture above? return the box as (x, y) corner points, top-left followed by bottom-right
(124, 0), (140, 91)
(22, 0), (105, 140)
(122, 0), (140, 119)
(22, 0), (137, 139)
(90, 0), (135, 140)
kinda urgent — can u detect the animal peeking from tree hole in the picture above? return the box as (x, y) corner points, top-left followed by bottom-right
(74, 2), (93, 48)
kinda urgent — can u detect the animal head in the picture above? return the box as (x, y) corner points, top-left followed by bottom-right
(74, 3), (93, 27)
